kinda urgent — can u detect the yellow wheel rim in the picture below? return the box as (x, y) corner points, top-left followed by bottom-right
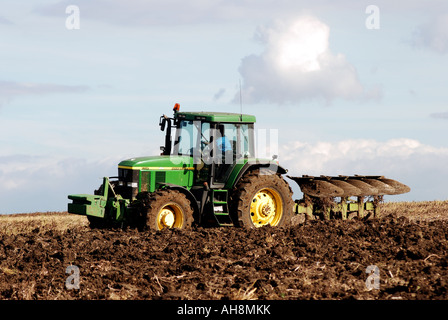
(250, 188), (283, 227)
(157, 203), (184, 230)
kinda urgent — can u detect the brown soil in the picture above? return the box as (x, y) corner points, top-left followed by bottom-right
(1, 203), (448, 300)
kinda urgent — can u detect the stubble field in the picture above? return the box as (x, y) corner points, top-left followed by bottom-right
(0, 201), (447, 300)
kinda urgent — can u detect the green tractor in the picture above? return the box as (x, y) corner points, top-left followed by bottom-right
(68, 104), (294, 230)
(68, 104), (410, 230)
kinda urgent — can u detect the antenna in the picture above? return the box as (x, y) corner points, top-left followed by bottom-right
(239, 79), (243, 121)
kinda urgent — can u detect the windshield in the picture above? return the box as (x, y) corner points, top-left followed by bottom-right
(172, 120), (201, 156)
(172, 120), (254, 161)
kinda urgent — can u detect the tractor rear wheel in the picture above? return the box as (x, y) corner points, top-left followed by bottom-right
(231, 171), (294, 228)
(141, 189), (194, 231)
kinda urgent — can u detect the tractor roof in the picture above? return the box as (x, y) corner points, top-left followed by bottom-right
(175, 111), (256, 123)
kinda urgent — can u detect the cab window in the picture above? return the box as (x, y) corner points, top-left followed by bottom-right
(173, 120), (200, 156)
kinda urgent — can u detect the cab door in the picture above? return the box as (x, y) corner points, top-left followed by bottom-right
(212, 123), (239, 184)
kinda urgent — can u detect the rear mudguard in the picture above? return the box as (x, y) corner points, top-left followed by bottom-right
(225, 159), (288, 189)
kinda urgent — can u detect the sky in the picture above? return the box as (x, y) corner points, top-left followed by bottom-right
(1, 0), (448, 214)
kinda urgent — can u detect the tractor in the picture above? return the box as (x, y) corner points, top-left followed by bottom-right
(68, 104), (410, 230)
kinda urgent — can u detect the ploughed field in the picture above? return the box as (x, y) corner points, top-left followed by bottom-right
(0, 201), (448, 300)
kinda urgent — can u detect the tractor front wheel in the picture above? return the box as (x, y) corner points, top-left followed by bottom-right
(141, 189), (194, 231)
(231, 171), (294, 228)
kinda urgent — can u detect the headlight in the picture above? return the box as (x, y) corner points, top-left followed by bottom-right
(126, 182), (138, 188)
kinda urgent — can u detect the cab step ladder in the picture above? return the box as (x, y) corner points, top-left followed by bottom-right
(211, 189), (233, 226)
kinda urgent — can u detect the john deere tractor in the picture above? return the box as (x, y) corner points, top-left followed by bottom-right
(68, 104), (410, 230)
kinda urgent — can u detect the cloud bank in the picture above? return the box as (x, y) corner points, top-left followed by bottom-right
(34, 0), (251, 26)
(0, 155), (118, 214)
(237, 16), (380, 105)
(0, 81), (89, 107)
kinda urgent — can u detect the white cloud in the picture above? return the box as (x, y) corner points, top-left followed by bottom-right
(237, 16), (380, 105)
(259, 17), (329, 73)
(280, 138), (448, 201)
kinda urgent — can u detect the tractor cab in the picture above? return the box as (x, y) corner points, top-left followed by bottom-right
(160, 105), (256, 188)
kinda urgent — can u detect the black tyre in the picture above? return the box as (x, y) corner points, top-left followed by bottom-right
(231, 171), (294, 228)
(141, 189), (194, 231)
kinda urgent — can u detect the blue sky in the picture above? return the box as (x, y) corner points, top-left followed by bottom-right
(1, 0), (448, 213)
